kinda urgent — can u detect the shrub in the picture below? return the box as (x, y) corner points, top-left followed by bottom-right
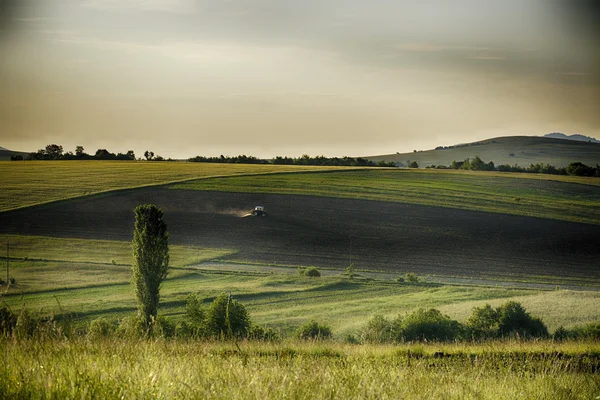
(295, 320), (332, 340)
(395, 276), (405, 283)
(249, 325), (279, 341)
(154, 316), (176, 338)
(466, 304), (500, 338)
(15, 309), (37, 339)
(0, 307), (16, 336)
(87, 318), (117, 339)
(204, 293), (251, 339)
(304, 267), (321, 277)
(399, 308), (462, 342)
(186, 294), (205, 323)
(497, 301), (548, 338)
(117, 315), (145, 338)
(361, 314), (396, 343)
(405, 273), (419, 283)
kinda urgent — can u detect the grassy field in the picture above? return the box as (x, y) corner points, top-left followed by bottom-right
(172, 169), (600, 225)
(3, 235), (600, 335)
(1, 338), (599, 399)
(367, 135), (600, 168)
(0, 161), (348, 212)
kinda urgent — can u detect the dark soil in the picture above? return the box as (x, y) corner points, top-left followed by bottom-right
(1, 188), (599, 279)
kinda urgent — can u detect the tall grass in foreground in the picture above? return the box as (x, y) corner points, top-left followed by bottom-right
(1, 338), (598, 399)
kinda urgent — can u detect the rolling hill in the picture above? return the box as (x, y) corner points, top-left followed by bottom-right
(0, 146), (29, 161)
(366, 136), (600, 167)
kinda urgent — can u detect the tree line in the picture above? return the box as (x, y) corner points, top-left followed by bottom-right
(426, 156), (600, 177)
(189, 154), (397, 167)
(10, 144), (170, 161)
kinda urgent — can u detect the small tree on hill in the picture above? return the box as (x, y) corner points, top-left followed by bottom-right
(132, 204), (169, 332)
(205, 293), (251, 339)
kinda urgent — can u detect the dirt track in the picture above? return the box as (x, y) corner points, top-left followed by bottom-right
(1, 188), (599, 279)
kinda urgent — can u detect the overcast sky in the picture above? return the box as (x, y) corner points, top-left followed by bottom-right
(1, 0), (599, 158)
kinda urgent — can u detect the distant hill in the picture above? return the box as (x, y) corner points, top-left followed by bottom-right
(544, 132), (600, 144)
(0, 147), (30, 161)
(366, 136), (600, 168)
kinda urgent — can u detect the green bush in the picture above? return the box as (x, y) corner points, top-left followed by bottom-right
(399, 308), (462, 342)
(405, 273), (419, 283)
(204, 293), (251, 339)
(117, 315), (145, 338)
(497, 301), (548, 338)
(295, 320), (332, 340)
(466, 304), (500, 338)
(154, 316), (176, 338)
(361, 314), (396, 343)
(87, 318), (117, 340)
(304, 267), (321, 277)
(0, 307), (16, 336)
(249, 325), (279, 341)
(15, 310), (37, 339)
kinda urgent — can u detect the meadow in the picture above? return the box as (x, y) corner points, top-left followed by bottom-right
(172, 169), (600, 225)
(1, 338), (599, 399)
(3, 235), (600, 336)
(0, 161), (346, 212)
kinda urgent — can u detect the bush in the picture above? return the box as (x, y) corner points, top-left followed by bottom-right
(87, 318), (117, 339)
(204, 293), (251, 339)
(304, 267), (321, 277)
(405, 273), (419, 283)
(395, 276), (404, 283)
(497, 301), (548, 338)
(466, 304), (500, 338)
(399, 308), (462, 342)
(295, 320), (332, 340)
(15, 309), (37, 339)
(117, 315), (145, 338)
(154, 316), (176, 338)
(249, 325), (279, 341)
(361, 314), (396, 343)
(0, 307), (16, 336)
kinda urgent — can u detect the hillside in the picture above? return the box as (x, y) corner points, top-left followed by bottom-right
(366, 136), (600, 167)
(0, 147), (29, 161)
(545, 132), (600, 144)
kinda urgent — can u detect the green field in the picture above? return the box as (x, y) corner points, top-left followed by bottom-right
(3, 235), (599, 336)
(2, 338), (598, 399)
(0, 161), (348, 212)
(172, 169), (600, 225)
(367, 135), (600, 168)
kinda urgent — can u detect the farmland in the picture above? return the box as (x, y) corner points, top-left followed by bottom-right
(2, 161), (600, 399)
(0, 161), (348, 212)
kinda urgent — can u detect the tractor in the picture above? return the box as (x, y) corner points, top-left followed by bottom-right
(252, 205), (268, 217)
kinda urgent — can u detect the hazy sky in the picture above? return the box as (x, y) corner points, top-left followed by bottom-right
(1, 0), (599, 158)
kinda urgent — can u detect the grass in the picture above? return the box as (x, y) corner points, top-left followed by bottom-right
(172, 168), (600, 224)
(0, 161), (350, 212)
(1, 338), (599, 399)
(3, 235), (600, 335)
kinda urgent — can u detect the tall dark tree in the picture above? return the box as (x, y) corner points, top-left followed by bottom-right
(44, 144), (63, 159)
(132, 204), (169, 331)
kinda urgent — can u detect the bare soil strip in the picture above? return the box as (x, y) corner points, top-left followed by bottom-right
(1, 188), (598, 281)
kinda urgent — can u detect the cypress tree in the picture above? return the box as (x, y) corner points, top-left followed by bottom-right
(132, 204), (169, 332)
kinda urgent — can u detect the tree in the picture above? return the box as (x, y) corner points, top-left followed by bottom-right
(75, 146), (85, 157)
(45, 144), (63, 160)
(204, 293), (251, 339)
(144, 150), (154, 161)
(132, 204), (169, 332)
(295, 320), (332, 340)
(497, 301), (548, 338)
(466, 304), (500, 338)
(408, 161), (419, 168)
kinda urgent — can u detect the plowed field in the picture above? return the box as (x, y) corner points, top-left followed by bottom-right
(1, 188), (598, 280)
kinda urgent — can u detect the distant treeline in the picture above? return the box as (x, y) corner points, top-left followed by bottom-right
(11, 144), (169, 161)
(426, 156), (600, 177)
(189, 154), (397, 167)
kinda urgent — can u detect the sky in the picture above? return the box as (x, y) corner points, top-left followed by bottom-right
(1, 0), (599, 159)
